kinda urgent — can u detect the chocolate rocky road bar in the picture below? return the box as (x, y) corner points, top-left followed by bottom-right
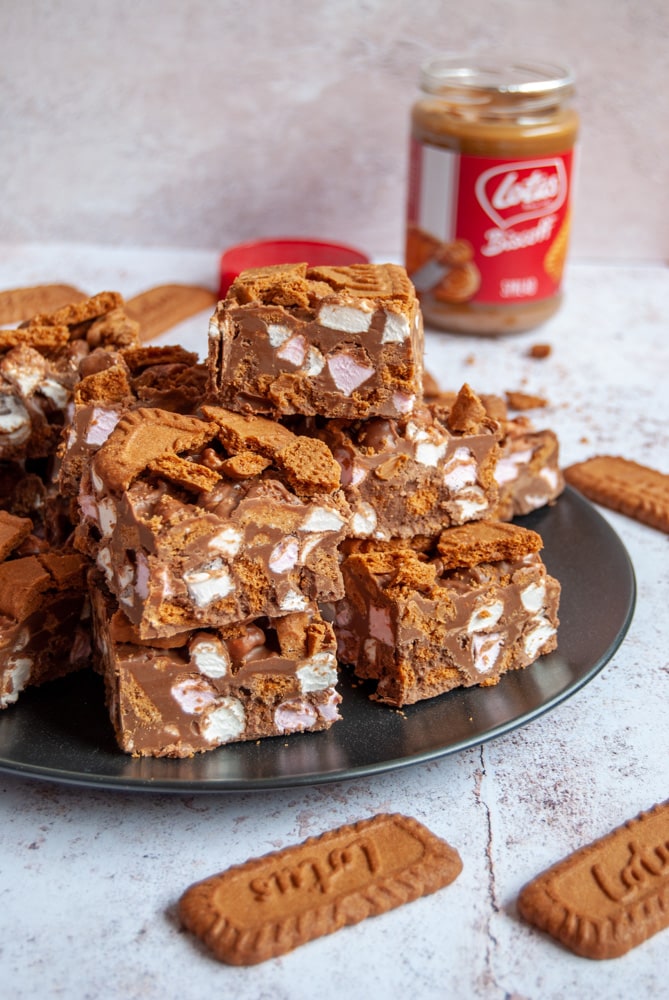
(0, 291), (139, 462)
(90, 574), (341, 757)
(335, 521), (559, 707)
(0, 511), (89, 709)
(208, 262), (424, 420)
(78, 405), (350, 639)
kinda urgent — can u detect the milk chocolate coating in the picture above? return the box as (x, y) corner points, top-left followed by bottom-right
(308, 396), (500, 540)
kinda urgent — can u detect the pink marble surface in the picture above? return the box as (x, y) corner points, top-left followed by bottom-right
(0, 245), (667, 998)
(1, 2), (668, 262)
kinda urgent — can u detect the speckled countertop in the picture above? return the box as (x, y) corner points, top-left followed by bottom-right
(0, 245), (667, 1000)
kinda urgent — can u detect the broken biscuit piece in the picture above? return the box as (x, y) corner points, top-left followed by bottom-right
(436, 520), (543, 570)
(202, 406), (341, 495)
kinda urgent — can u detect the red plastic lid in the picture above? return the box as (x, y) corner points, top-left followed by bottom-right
(219, 237), (369, 298)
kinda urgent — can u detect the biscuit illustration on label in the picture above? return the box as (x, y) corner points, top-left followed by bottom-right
(405, 224), (443, 275)
(543, 212), (570, 284)
(518, 801), (669, 959)
(436, 239), (475, 268)
(433, 261), (481, 304)
(178, 813), (462, 964)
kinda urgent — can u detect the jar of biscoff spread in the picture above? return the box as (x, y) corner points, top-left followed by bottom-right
(405, 57), (579, 335)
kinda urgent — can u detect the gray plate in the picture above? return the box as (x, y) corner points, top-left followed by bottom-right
(0, 488), (635, 792)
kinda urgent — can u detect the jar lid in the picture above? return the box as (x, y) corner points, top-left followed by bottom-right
(420, 56), (574, 105)
(219, 237), (369, 298)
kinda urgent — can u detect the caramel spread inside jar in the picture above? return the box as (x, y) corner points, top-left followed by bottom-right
(406, 58), (579, 335)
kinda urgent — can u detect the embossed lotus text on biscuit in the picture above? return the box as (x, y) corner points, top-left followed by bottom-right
(249, 837), (381, 901)
(590, 837), (669, 904)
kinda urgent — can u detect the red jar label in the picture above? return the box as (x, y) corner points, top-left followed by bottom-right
(406, 139), (575, 305)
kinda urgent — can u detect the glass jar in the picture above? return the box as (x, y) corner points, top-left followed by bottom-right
(405, 56), (579, 335)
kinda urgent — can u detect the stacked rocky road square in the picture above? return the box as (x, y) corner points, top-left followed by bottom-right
(0, 265), (563, 757)
(206, 263), (561, 711)
(0, 292), (139, 707)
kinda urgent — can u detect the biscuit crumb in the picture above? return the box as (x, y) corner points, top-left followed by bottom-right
(528, 343), (552, 359)
(505, 390), (548, 411)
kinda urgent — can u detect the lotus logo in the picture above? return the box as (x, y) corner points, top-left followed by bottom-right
(475, 159), (568, 230)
